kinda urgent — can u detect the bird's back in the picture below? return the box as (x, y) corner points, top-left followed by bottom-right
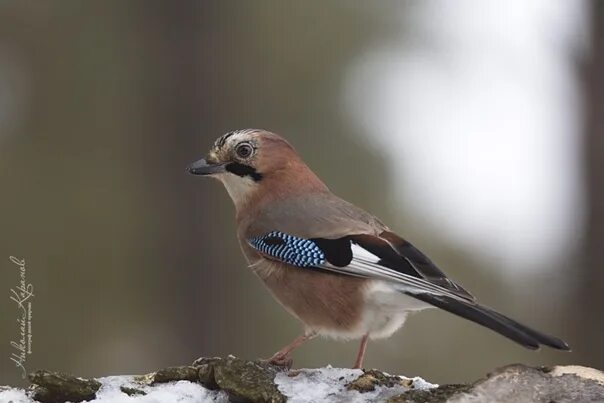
(239, 191), (387, 241)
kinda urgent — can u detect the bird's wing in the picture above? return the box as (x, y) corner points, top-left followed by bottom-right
(247, 230), (570, 351)
(248, 229), (475, 301)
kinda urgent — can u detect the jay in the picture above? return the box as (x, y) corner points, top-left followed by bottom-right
(188, 129), (569, 369)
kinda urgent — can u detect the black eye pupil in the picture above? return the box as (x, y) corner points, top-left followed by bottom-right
(237, 144), (252, 158)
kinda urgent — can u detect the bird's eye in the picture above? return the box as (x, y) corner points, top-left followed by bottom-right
(235, 143), (254, 159)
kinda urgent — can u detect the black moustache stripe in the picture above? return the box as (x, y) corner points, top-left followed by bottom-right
(225, 162), (263, 182)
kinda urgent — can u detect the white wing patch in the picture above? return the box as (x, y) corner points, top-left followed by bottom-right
(323, 242), (465, 300)
(350, 243), (381, 262)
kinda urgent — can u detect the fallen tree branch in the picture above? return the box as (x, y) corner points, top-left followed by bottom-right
(1, 356), (603, 402)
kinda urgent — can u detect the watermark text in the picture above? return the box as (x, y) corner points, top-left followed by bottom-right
(9, 256), (33, 378)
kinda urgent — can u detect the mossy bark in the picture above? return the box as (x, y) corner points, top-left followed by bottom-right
(28, 370), (101, 403)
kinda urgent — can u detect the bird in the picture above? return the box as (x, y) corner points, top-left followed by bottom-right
(187, 128), (570, 369)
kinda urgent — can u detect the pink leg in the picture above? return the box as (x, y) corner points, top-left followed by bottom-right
(267, 331), (317, 367)
(353, 334), (369, 369)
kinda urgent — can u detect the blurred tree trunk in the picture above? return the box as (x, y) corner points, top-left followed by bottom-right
(577, 0), (604, 368)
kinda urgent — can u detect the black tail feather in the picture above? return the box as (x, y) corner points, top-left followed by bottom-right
(411, 293), (570, 351)
(485, 307), (570, 350)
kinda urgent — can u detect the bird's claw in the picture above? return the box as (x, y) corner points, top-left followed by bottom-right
(263, 353), (294, 369)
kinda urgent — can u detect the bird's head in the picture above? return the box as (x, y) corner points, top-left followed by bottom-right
(188, 129), (327, 208)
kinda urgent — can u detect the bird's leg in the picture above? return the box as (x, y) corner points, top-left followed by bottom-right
(353, 334), (369, 369)
(267, 331), (317, 367)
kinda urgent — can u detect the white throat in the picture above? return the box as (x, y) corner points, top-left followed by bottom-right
(218, 173), (257, 207)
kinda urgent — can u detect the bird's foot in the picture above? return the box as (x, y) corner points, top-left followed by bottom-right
(263, 352), (294, 369)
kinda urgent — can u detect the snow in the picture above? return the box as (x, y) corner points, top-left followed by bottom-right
(0, 376), (229, 403)
(92, 376), (228, 403)
(0, 368), (434, 403)
(0, 388), (32, 403)
(275, 366), (436, 403)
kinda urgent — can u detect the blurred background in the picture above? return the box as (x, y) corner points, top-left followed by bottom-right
(0, 0), (602, 386)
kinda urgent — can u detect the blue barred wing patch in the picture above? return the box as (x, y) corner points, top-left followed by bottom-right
(249, 231), (325, 267)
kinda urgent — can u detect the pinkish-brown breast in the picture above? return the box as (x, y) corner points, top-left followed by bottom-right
(244, 243), (368, 334)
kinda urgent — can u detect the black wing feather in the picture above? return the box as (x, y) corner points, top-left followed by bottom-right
(311, 237), (353, 267)
(351, 232), (475, 300)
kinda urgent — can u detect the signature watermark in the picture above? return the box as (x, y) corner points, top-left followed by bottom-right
(9, 256), (33, 378)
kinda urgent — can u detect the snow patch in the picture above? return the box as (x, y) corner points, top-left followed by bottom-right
(275, 366), (436, 403)
(94, 375), (228, 403)
(0, 376), (229, 403)
(0, 368), (434, 403)
(0, 387), (32, 403)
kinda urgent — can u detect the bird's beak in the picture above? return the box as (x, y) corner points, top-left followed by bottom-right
(187, 158), (226, 176)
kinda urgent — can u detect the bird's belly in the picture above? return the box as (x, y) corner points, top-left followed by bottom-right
(253, 260), (368, 338)
(252, 259), (432, 340)
(358, 280), (433, 339)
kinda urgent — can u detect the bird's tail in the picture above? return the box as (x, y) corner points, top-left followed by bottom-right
(410, 293), (570, 351)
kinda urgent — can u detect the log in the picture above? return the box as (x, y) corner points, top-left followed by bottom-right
(1, 356), (603, 402)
